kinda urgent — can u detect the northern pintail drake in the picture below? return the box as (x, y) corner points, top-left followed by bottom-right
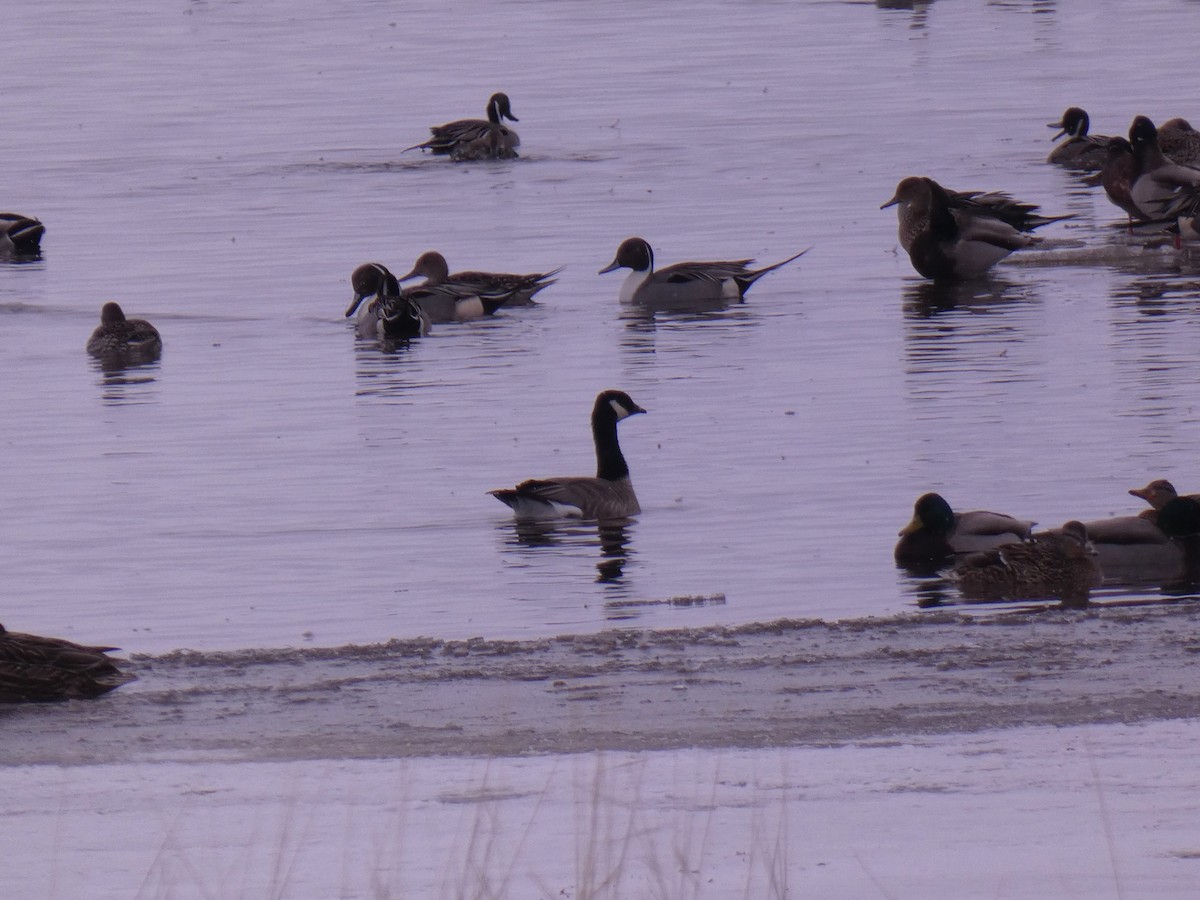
(399, 250), (560, 307)
(404, 92), (520, 161)
(894, 492), (1035, 570)
(949, 521), (1100, 607)
(490, 390), (646, 520)
(86, 302), (162, 364)
(1127, 115), (1200, 221)
(1047, 107), (1114, 170)
(0, 622), (135, 702)
(882, 176), (1069, 280)
(345, 263), (431, 340)
(1157, 118), (1200, 167)
(0, 212), (45, 256)
(598, 236), (807, 307)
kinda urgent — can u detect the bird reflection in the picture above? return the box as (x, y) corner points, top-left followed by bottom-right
(93, 360), (160, 406)
(352, 339), (423, 400)
(499, 517), (637, 588)
(901, 276), (1032, 318)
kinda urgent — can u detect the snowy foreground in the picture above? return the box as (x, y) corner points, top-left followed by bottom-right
(4, 606), (1200, 898)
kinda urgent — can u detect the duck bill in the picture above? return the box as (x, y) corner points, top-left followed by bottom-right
(880, 194), (900, 210)
(897, 513), (922, 537)
(397, 266), (420, 282)
(345, 293), (367, 318)
(1047, 123), (1068, 140)
(598, 257), (622, 275)
(1128, 486), (1153, 502)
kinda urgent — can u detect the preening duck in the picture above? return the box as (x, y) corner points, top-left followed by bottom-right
(344, 263), (431, 340)
(490, 390), (646, 520)
(598, 236), (807, 307)
(0, 212), (45, 255)
(404, 92), (520, 161)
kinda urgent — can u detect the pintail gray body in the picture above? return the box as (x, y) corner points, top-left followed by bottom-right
(405, 93), (520, 161)
(598, 236), (807, 308)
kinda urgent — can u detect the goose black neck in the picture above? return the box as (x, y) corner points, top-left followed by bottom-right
(592, 403), (629, 481)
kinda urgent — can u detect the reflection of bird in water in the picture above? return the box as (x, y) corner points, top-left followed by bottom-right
(894, 492), (1035, 573)
(490, 390), (646, 520)
(949, 521), (1101, 608)
(0, 623), (135, 703)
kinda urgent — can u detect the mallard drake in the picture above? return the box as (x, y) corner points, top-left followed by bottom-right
(1127, 115), (1200, 221)
(1157, 118), (1200, 167)
(344, 263), (431, 340)
(0, 623), (135, 702)
(86, 302), (162, 365)
(1047, 107), (1114, 170)
(404, 92), (520, 161)
(490, 390), (646, 520)
(881, 177), (1068, 281)
(950, 521), (1100, 607)
(598, 236), (807, 307)
(0, 212), (45, 255)
(398, 250), (560, 307)
(894, 492), (1035, 569)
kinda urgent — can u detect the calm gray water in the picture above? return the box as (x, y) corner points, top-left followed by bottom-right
(3, 0), (1200, 653)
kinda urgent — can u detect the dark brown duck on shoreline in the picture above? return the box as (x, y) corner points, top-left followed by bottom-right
(0, 623), (135, 703)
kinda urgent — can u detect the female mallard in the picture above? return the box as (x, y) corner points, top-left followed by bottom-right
(405, 92), (520, 161)
(949, 521), (1101, 607)
(894, 492), (1035, 570)
(86, 302), (162, 364)
(1047, 107), (1114, 170)
(0, 623), (135, 702)
(398, 250), (560, 307)
(344, 263), (431, 339)
(490, 390), (646, 520)
(598, 236), (807, 307)
(882, 176), (1069, 281)
(0, 212), (45, 256)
